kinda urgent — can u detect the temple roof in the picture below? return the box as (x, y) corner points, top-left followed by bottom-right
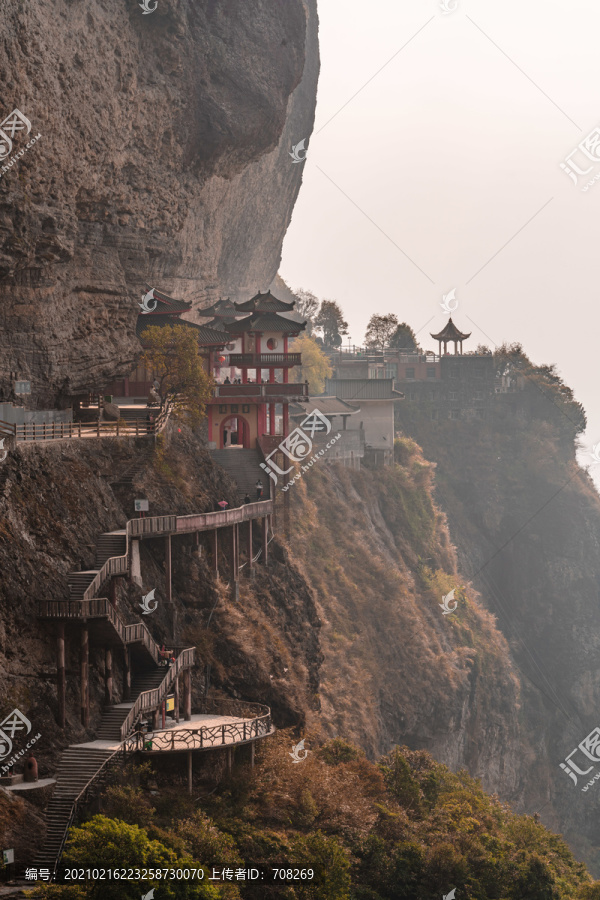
(142, 286), (192, 314)
(234, 290), (295, 313)
(430, 317), (471, 342)
(198, 297), (239, 317)
(224, 312), (306, 335)
(137, 315), (228, 347)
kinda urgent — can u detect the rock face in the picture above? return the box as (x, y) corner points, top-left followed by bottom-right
(0, 0), (319, 406)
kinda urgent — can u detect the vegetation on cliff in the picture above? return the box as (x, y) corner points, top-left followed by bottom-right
(31, 736), (600, 899)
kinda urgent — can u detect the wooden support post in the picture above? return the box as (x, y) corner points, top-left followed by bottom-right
(211, 529), (218, 575)
(187, 750), (192, 796)
(109, 578), (117, 609)
(161, 700), (166, 729)
(183, 669), (192, 721)
(152, 707), (160, 730)
(123, 647), (131, 701)
(165, 534), (172, 604)
(261, 515), (268, 565)
(80, 623), (89, 728)
(57, 623), (66, 728)
(227, 747), (233, 775)
(231, 524), (239, 582)
(104, 647), (113, 704)
(174, 673), (180, 724)
(250, 740), (255, 769)
(247, 519), (253, 571)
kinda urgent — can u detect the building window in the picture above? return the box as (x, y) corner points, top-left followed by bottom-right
(219, 405), (227, 414)
(450, 409), (460, 420)
(406, 367), (415, 379)
(409, 391), (416, 401)
(242, 404), (250, 413)
(427, 366), (436, 379)
(230, 404), (239, 413)
(385, 364), (398, 379)
(449, 391), (458, 400)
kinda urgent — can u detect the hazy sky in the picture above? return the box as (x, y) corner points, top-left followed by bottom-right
(280, 0), (600, 481)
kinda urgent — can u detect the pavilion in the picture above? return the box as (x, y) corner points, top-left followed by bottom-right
(430, 318), (471, 355)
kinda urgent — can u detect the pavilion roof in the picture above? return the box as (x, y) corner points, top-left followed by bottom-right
(224, 311), (306, 335)
(136, 315), (228, 347)
(430, 317), (471, 342)
(234, 290), (295, 313)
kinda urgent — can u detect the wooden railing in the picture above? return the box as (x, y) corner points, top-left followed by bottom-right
(123, 698), (273, 753)
(0, 401), (173, 445)
(227, 353), (301, 368)
(120, 647), (196, 740)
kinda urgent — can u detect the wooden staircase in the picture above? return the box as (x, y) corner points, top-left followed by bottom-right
(95, 669), (166, 740)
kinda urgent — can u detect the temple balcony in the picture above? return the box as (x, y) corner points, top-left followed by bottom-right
(213, 383), (309, 400)
(227, 352), (302, 368)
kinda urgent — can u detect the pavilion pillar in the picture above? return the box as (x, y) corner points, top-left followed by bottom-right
(183, 669), (192, 720)
(164, 535), (172, 604)
(123, 646), (131, 701)
(247, 519), (254, 571)
(57, 623), (66, 728)
(80, 623), (89, 728)
(174, 672), (180, 723)
(104, 647), (113, 704)
(261, 515), (268, 565)
(210, 529), (218, 575)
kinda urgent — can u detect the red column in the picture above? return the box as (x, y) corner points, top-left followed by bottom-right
(283, 367), (288, 384)
(269, 404), (276, 435)
(269, 368), (275, 383)
(283, 404), (289, 437)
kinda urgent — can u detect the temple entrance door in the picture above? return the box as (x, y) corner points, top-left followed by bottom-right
(221, 416), (249, 449)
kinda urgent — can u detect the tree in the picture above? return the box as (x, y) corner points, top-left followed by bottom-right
(364, 314), (399, 351)
(291, 334), (332, 394)
(295, 289), (320, 336)
(140, 324), (214, 428)
(389, 322), (418, 351)
(32, 816), (219, 899)
(314, 300), (349, 348)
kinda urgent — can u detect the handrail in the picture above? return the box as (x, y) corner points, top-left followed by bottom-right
(54, 744), (126, 874)
(120, 647), (195, 740)
(227, 353), (302, 367)
(9, 400), (174, 445)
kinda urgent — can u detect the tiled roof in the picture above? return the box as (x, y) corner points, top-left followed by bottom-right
(137, 316), (228, 346)
(225, 312), (306, 334)
(143, 286), (192, 313)
(289, 396), (361, 418)
(234, 290), (295, 313)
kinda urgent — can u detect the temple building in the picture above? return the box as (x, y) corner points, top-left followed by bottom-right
(107, 289), (228, 399)
(430, 317), (471, 356)
(207, 291), (307, 451)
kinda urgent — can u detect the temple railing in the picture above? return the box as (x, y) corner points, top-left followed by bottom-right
(227, 353), (301, 368)
(213, 383), (308, 399)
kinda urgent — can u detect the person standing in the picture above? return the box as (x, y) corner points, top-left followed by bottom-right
(255, 479), (263, 501)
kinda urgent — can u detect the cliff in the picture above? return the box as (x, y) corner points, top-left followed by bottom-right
(395, 348), (600, 875)
(0, 0), (319, 406)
